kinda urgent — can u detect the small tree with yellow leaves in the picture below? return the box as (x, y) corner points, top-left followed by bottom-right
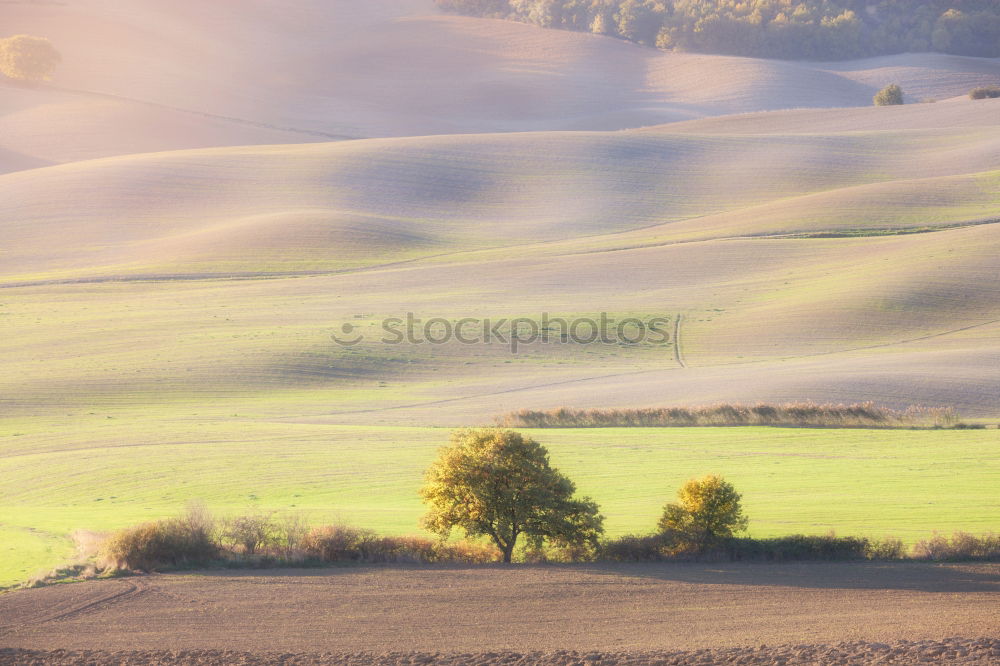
(873, 83), (904, 106)
(659, 474), (748, 554)
(0, 35), (61, 82)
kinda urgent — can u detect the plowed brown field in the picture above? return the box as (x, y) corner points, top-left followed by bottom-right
(1, 562), (997, 663)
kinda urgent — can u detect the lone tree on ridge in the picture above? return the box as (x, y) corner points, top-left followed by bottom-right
(873, 83), (904, 106)
(0, 35), (61, 82)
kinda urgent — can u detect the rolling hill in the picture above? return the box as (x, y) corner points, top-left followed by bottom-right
(3, 98), (999, 282)
(2, 99), (999, 422)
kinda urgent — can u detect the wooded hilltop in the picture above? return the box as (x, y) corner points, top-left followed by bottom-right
(436, 0), (1000, 60)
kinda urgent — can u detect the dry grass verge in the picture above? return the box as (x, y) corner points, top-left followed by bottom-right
(498, 402), (958, 428)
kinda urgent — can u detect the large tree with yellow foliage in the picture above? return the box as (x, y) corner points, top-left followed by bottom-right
(420, 428), (604, 563)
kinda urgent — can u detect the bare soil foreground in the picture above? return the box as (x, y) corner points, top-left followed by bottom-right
(0, 639), (998, 665)
(1, 563), (997, 664)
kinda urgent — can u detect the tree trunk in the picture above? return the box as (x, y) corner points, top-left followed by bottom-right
(502, 541), (516, 563)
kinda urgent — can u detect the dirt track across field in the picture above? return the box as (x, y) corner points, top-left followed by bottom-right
(1, 562), (997, 660)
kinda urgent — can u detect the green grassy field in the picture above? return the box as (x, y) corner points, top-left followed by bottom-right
(2, 0), (999, 596)
(2, 418), (996, 587)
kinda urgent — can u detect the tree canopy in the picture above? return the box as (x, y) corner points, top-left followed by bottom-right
(0, 35), (61, 82)
(873, 83), (904, 106)
(420, 428), (604, 562)
(437, 1), (1000, 60)
(658, 474), (748, 554)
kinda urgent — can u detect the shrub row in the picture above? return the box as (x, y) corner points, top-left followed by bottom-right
(302, 525), (498, 564)
(726, 535), (906, 562)
(912, 532), (1000, 561)
(100, 507), (997, 572)
(499, 402), (957, 428)
(100, 506), (498, 572)
(600, 532), (997, 563)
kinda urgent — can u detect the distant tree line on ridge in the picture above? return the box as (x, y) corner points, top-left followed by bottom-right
(435, 0), (1000, 60)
